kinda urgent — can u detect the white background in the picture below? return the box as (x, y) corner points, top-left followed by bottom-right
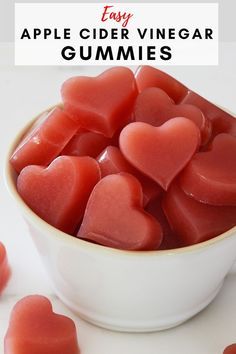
(1, 0), (236, 42)
(0, 40), (236, 352)
(14, 3), (218, 65)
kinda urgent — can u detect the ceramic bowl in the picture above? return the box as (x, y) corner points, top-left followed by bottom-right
(4, 110), (236, 332)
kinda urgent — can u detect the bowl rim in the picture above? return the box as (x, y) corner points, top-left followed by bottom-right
(4, 106), (236, 258)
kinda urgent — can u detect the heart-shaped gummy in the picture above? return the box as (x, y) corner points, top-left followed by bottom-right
(4, 295), (80, 354)
(17, 156), (100, 234)
(61, 128), (112, 158)
(181, 91), (236, 141)
(162, 180), (236, 246)
(77, 173), (163, 250)
(120, 118), (200, 190)
(135, 65), (188, 103)
(10, 107), (78, 174)
(145, 197), (180, 250)
(0, 242), (11, 294)
(97, 145), (162, 206)
(224, 344), (236, 354)
(61, 67), (138, 138)
(134, 87), (211, 145)
(180, 134), (236, 206)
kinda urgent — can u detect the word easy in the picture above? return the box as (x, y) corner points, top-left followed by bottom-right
(101, 5), (133, 27)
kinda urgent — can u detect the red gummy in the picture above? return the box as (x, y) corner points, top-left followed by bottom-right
(134, 87), (211, 145)
(0, 242), (11, 294)
(10, 107), (78, 174)
(120, 118), (200, 190)
(145, 198), (181, 250)
(61, 129), (111, 158)
(223, 344), (236, 354)
(163, 180), (236, 246)
(77, 173), (163, 250)
(180, 134), (236, 206)
(135, 65), (188, 103)
(97, 145), (162, 206)
(17, 156), (100, 234)
(62, 67), (138, 138)
(181, 90), (236, 140)
(4, 295), (80, 354)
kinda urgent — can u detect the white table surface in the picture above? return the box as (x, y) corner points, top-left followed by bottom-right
(0, 42), (236, 354)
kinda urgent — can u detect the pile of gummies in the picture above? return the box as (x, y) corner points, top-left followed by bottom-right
(10, 66), (236, 251)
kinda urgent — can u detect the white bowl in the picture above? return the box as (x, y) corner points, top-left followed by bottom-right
(4, 110), (236, 332)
